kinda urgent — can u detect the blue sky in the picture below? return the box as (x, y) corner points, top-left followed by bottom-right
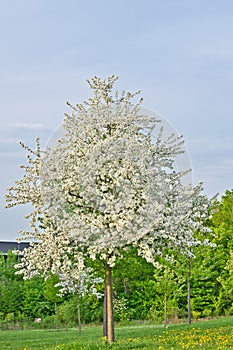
(0, 0), (232, 240)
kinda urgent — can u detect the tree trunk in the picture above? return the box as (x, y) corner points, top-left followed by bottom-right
(105, 257), (114, 342)
(187, 260), (191, 325)
(55, 302), (58, 329)
(77, 295), (82, 333)
(103, 280), (107, 337)
(164, 293), (167, 327)
(164, 268), (168, 328)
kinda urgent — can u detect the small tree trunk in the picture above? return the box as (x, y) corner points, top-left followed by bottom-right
(55, 302), (58, 329)
(105, 257), (114, 343)
(77, 295), (82, 333)
(187, 260), (191, 325)
(103, 281), (107, 337)
(164, 294), (167, 327)
(164, 268), (168, 328)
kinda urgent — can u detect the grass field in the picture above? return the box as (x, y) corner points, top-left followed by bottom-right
(0, 317), (232, 349)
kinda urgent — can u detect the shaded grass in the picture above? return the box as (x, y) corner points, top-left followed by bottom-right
(0, 317), (233, 349)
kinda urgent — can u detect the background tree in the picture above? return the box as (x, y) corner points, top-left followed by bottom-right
(209, 189), (233, 314)
(0, 251), (23, 320)
(154, 265), (182, 326)
(56, 252), (103, 333)
(5, 76), (214, 342)
(112, 247), (155, 321)
(43, 273), (63, 329)
(23, 277), (51, 320)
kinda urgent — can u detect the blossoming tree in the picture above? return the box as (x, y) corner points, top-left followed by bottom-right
(6, 76), (213, 342)
(56, 251), (103, 333)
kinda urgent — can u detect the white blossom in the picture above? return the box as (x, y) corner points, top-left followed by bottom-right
(5, 75), (214, 278)
(55, 251), (103, 299)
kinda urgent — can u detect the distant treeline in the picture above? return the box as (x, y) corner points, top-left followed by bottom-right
(0, 190), (232, 329)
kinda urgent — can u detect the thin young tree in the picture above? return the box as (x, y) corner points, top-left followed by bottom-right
(43, 273), (63, 329)
(55, 251), (103, 333)
(6, 76), (213, 342)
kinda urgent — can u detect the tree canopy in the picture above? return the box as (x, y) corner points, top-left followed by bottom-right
(5, 76), (214, 342)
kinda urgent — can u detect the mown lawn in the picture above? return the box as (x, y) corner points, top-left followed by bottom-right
(0, 317), (232, 349)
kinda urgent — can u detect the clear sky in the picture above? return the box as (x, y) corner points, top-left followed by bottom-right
(0, 0), (232, 241)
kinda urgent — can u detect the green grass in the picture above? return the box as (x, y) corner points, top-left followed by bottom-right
(0, 317), (233, 350)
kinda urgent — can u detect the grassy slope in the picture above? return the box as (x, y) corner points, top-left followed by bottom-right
(0, 317), (232, 350)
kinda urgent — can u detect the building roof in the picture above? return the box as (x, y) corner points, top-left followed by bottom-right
(0, 241), (30, 255)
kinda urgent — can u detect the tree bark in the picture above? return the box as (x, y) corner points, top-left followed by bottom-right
(187, 260), (192, 325)
(105, 257), (114, 342)
(103, 280), (107, 337)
